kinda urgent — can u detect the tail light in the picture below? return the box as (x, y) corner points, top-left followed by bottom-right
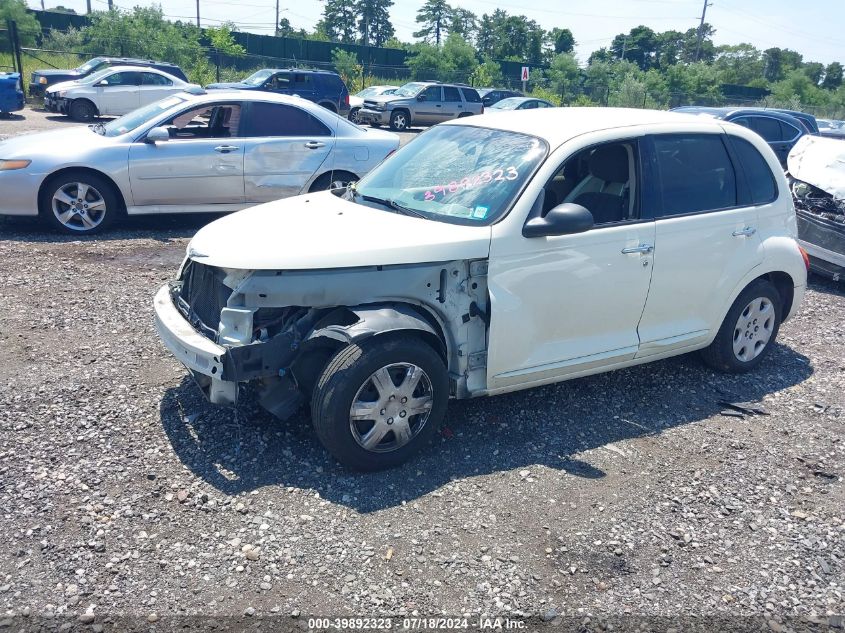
(344, 93), (350, 106)
(798, 244), (810, 271)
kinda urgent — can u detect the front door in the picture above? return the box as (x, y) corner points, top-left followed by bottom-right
(416, 86), (443, 125)
(487, 138), (656, 391)
(241, 101), (334, 202)
(635, 133), (764, 357)
(127, 103), (245, 207)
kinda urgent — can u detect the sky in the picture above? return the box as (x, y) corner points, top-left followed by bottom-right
(27, 0), (845, 66)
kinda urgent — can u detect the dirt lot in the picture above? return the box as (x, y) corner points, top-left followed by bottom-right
(0, 107), (843, 632)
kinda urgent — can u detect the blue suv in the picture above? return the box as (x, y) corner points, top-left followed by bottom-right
(0, 72), (24, 116)
(207, 68), (350, 118)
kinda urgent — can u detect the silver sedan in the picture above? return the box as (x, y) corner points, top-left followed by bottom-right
(0, 90), (400, 234)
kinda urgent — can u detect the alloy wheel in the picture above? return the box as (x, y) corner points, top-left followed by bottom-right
(51, 182), (107, 232)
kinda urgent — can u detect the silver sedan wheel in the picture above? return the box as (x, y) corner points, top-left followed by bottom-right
(732, 297), (775, 362)
(51, 182), (107, 232)
(349, 363), (434, 453)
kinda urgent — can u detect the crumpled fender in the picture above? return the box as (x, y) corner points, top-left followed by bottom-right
(306, 303), (445, 355)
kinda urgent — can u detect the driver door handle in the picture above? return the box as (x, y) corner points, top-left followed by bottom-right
(732, 226), (757, 237)
(214, 145), (239, 153)
(304, 141), (326, 149)
(621, 243), (654, 255)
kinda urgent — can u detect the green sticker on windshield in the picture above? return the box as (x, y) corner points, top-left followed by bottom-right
(472, 206), (489, 219)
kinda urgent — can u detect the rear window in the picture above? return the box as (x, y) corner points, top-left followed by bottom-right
(749, 116), (783, 142)
(461, 88), (481, 103)
(653, 134), (737, 216)
(728, 136), (777, 205)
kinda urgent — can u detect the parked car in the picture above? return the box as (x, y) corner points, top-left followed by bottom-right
(30, 56), (188, 99)
(349, 85), (398, 123)
(488, 97), (554, 111)
(788, 135), (845, 281)
(206, 68), (350, 117)
(357, 81), (484, 131)
(771, 109), (820, 135)
(0, 90), (399, 234)
(476, 88), (523, 107)
(45, 66), (199, 121)
(0, 72), (24, 116)
(672, 106), (808, 167)
(154, 107), (808, 470)
(817, 118), (845, 140)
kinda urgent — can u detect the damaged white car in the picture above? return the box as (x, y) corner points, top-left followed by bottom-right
(155, 108), (808, 470)
(788, 135), (845, 281)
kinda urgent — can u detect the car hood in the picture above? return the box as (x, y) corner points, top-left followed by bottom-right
(206, 82), (254, 90)
(0, 126), (115, 158)
(366, 94), (410, 105)
(47, 79), (86, 93)
(349, 95), (365, 108)
(187, 191), (492, 270)
(35, 69), (82, 79)
(788, 135), (845, 198)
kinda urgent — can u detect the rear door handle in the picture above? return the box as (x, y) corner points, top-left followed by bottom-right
(304, 141), (326, 149)
(214, 145), (239, 153)
(621, 244), (654, 255)
(732, 226), (757, 237)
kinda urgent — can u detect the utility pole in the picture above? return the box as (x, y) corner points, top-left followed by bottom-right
(107, 0), (113, 9)
(275, 0), (280, 36)
(40, 0), (45, 10)
(620, 35), (627, 60)
(694, 0), (712, 62)
(86, 0), (92, 13)
(196, 0), (200, 28)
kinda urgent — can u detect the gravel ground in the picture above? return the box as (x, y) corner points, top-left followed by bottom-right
(0, 108), (843, 632)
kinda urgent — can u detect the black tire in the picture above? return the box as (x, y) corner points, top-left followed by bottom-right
(389, 109), (410, 131)
(68, 99), (96, 122)
(308, 171), (358, 193)
(348, 107), (360, 123)
(457, 112), (473, 118)
(700, 279), (782, 373)
(310, 335), (448, 471)
(39, 171), (121, 235)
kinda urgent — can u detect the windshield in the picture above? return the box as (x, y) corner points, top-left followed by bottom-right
(241, 70), (274, 86)
(79, 68), (115, 85)
(75, 57), (106, 74)
(356, 87), (379, 98)
(102, 94), (188, 137)
(353, 125), (547, 225)
(393, 82), (426, 97)
(491, 98), (523, 110)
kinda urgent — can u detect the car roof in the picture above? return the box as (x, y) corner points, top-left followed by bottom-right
(449, 107), (725, 147)
(102, 65), (179, 76)
(182, 89), (332, 109)
(99, 56), (181, 67)
(258, 68), (340, 75)
(673, 106), (806, 125)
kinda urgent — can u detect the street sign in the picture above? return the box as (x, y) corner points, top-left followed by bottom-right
(521, 66), (530, 81)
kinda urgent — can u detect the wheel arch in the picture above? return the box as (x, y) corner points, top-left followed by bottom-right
(68, 97), (99, 116)
(306, 169), (360, 193)
(318, 100), (337, 113)
(38, 167), (127, 215)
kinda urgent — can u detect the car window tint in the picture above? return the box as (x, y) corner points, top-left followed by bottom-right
(163, 104), (243, 139)
(104, 72), (139, 86)
(653, 134), (737, 215)
(523, 101), (537, 109)
(422, 86), (442, 102)
(729, 136), (777, 204)
(141, 73), (171, 86)
(750, 116), (783, 142)
(443, 86), (461, 102)
(244, 102), (330, 137)
(779, 120), (801, 141)
(538, 101), (551, 108)
(461, 88), (481, 103)
(292, 74), (314, 90)
(268, 74), (291, 90)
(731, 117), (751, 129)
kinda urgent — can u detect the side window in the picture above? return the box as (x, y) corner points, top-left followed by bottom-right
(537, 101), (551, 108)
(728, 136), (777, 205)
(103, 72), (138, 86)
(292, 73), (314, 90)
(244, 102), (330, 137)
(141, 73), (172, 86)
(461, 88), (481, 103)
(653, 134), (737, 216)
(267, 73), (291, 91)
(162, 104), (243, 139)
(422, 86), (442, 102)
(543, 141), (638, 225)
(750, 116), (783, 142)
(443, 86), (461, 102)
(779, 120), (801, 141)
(731, 117), (751, 129)
(523, 100), (538, 109)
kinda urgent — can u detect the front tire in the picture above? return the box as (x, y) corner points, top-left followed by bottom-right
(389, 110), (410, 131)
(68, 99), (96, 122)
(39, 171), (120, 234)
(700, 279), (782, 373)
(311, 335), (448, 471)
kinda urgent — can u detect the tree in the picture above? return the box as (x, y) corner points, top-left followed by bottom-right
(449, 9), (477, 44)
(331, 48), (362, 87)
(547, 52), (579, 102)
(713, 44), (765, 86)
(822, 62), (843, 90)
(414, 0), (451, 46)
(406, 42), (445, 80)
(206, 23), (246, 56)
(358, 0), (394, 47)
(319, 0), (357, 43)
(763, 47), (803, 82)
(549, 28), (574, 55)
(802, 62), (824, 85)
(277, 17), (296, 37)
(469, 57), (502, 87)
(441, 32), (476, 81)
(52, 5), (77, 13)
(0, 0), (41, 49)
(610, 25), (658, 70)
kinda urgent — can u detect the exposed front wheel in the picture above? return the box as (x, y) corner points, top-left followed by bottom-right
(389, 110), (410, 131)
(311, 336), (448, 470)
(68, 99), (96, 122)
(700, 279), (782, 373)
(39, 171), (120, 234)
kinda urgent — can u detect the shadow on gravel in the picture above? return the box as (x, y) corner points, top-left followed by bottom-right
(808, 274), (845, 298)
(160, 341), (812, 512)
(0, 213), (223, 243)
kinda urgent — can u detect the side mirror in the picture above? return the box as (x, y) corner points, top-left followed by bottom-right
(523, 202), (594, 238)
(97, 79), (109, 86)
(416, 94), (426, 102)
(145, 126), (170, 144)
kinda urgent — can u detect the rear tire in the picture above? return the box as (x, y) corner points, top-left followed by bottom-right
(700, 279), (782, 373)
(310, 335), (448, 471)
(349, 107), (361, 123)
(68, 99), (96, 122)
(308, 171), (358, 193)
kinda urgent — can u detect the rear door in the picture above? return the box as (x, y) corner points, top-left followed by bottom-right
(634, 133), (764, 357)
(241, 101), (334, 202)
(137, 72), (175, 106)
(440, 85), (463, 120)
(743, 115), (801, 166)
(97, 71), (141, 115)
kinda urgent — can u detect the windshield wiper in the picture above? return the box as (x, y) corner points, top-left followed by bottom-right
(356, 192), (427, 219)
(89, 122), (106, 135)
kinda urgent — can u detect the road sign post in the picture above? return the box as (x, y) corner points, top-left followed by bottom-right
(521, 66), (529, 93)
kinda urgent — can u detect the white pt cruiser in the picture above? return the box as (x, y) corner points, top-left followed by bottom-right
(154, 108), (809, 470)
